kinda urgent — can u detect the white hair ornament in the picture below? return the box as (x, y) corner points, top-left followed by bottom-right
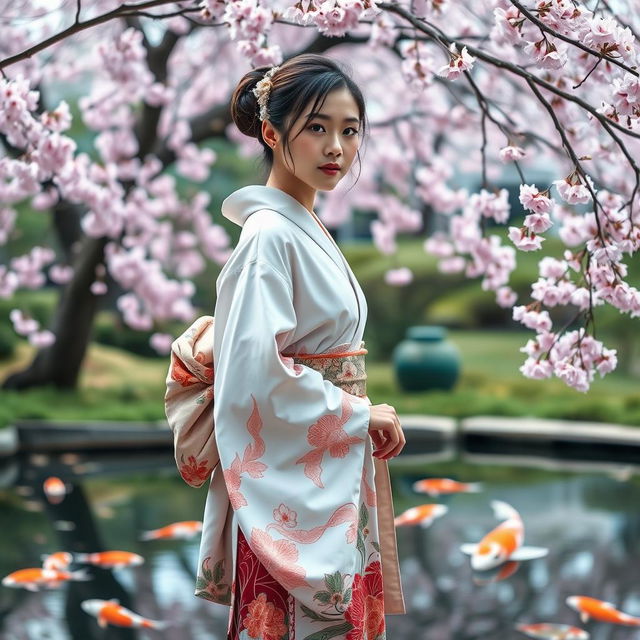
(252, 65), (280, 122)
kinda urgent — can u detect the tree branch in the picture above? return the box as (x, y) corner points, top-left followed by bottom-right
(509, 0), (638, 78)
(526, 77), (611, 245)
(0, 0), (180, 71)
(378, 2), (640, 143)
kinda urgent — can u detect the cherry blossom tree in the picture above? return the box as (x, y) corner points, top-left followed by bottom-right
(0, 0), (638, 392)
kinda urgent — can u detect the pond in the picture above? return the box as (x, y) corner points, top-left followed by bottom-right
(1, 439), (639, 640)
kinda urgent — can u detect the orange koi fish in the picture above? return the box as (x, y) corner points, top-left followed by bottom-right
(81, 599), (169, 630)
(394, 504), (448, 527)
(2, 567), (90, 591)
(566, 596), (640, 626)
(412, 477), (482, 496)
(43, 477), (68, 504)
(41, 552), (73, 571)
(460, 500), (548, 571)
(75, 551), (144, 569)
(473, 560), (521, 585)
(516, 622), (589, 639)
(140, 520), (202, 541)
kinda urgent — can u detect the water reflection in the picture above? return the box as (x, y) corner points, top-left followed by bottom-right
(0, 445), (639, 639)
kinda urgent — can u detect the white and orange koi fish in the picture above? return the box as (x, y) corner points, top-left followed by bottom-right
(566, 596), (640, 626)
(2, 567), (90, 591)
(460, 500), (548, 570)
(394, 504), (448, 528)
(412, 477), (482, 496)
(516, 622), (590, 639)
(75, 551), (144, 569)
(81, 599), (169, 630)
(140, 520), (202, 541)
(43, 476), (68, 504)
(41, 551), (73, 571)
(473, 560), (521, 585)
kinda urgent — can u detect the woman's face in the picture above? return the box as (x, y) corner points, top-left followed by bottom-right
(265, 87), (362, 195)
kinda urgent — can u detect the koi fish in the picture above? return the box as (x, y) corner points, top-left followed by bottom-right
(566, 596), (640, 626)
(140, 520), (202, 541)
(75, 551), (144, 569)
(412, 477), (482, 496)
(460, 500), (548, 570)
(81, 599), (169, 630)
(41, 552), (73, 571)
(473, 560), (520, 585)
(394, 504), (448, 527)
(2, 567), (90, 591)
(516, 622), (589, 639)
(43, 477), (68, 504)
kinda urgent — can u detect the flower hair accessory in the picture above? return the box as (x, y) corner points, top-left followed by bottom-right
(252, 65), (280, 122)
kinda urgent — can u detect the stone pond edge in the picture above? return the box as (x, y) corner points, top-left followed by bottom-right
(0, 414), (639, 456)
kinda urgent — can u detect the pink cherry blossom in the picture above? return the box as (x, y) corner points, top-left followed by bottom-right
(508, 227), (545, 251)
(466, 188), (510, 224)
(48, 264), (74, 285)
(554, 178), (592, 204)
(523, 212), (553, 233)
(595, 348), (618, 376)
(496, 285), (518, 307)
(499, 145), (527, 163)
(0, 267), (19, 298)
(437, 43), (476, 80)
(519, 184), (554, 214)
(90, 280), (108, 295)
(384, 267), (413, 286)
(512, 305), (553, 332)
(523, 38), (568, 69)
(554, 360), (589, 393)
(28, 330), (56, 348)
(539, 256), (568, 279)
(10, 309), (39, 335)
(438, 256), (467, 273)
(424, 234), (454, 258)
(520, 357), (553, 379)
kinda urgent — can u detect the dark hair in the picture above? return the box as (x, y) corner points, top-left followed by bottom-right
(230, 53), (367, 181)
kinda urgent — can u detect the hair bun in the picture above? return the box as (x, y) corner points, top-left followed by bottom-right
(230, 68), (271, 139)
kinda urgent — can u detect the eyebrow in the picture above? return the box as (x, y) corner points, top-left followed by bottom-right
(306, 112), (360, 124)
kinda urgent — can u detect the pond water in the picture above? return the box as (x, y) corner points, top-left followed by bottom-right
(0, 445), (639, 640)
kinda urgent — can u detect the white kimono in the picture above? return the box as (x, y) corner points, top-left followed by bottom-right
(195, 184), (405, 639)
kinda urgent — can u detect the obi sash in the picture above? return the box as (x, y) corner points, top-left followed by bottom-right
(285, 342), (368, 399)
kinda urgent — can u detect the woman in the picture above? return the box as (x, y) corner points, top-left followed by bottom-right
(167, 53), (406, 640)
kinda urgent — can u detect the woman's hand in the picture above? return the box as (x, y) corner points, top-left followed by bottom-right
(367, 403), (405, 460)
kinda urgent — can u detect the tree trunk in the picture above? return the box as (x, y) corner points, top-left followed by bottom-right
(2, 236), (108, 390)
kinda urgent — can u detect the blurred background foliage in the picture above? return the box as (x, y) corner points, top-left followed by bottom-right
(1, 140), (639, 428)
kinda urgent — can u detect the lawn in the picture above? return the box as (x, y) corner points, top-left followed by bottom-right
(1, 328), (638, 429)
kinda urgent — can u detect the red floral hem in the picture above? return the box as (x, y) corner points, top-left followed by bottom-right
(228, 527), (294, 640)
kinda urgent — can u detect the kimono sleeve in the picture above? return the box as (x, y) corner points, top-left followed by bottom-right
(213, 258), (372, 613)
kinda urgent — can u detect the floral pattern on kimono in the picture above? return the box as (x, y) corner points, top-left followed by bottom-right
(213, 242), (373, 619)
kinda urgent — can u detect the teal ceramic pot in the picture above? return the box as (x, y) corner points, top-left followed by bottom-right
(392, 326), (461, 392)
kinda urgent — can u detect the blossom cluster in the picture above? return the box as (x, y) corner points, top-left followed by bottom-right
(0, 0), (639, 389)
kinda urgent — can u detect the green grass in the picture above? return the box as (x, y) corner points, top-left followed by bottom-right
(1, 328), (639, 428)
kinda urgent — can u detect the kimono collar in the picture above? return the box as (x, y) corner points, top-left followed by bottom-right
(222, 183), (365, 345)
(221, 184), (345, 270)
